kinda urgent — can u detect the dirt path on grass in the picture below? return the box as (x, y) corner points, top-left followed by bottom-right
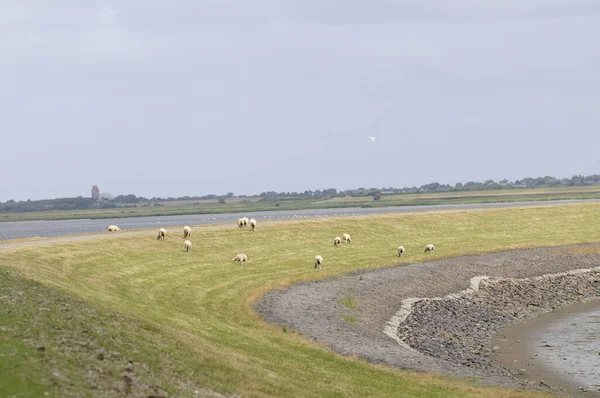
(256, 244), (600, 397)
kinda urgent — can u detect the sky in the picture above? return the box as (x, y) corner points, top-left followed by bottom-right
(1, 1), (599, 201)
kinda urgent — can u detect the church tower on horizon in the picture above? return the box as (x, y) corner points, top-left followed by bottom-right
(91, 185), (100, 200)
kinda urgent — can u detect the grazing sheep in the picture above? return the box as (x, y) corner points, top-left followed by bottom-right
(424, 244), (435, 254)
(397, 245), (405, 257)
(241, 217), (249, 226)
(157, 228), (167, 241)
(342, 233), (351, 244)
(333, 236), (342, 247)
(314, 255), (323, 269)
(184, 240), (192, 253)
(108, 225), (121, 232)
(231, 253), (248, 264)
(183, 226), (192, 239)
(249, 218), (257, 231)
(237, 218), (244, 228)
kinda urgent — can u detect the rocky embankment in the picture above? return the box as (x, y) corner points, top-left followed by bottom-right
(398, 269), (600, 377)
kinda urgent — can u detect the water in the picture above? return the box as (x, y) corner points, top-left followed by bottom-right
(0, 199), (595, 241)
(534, 303), (600, 391)
(495, 299), (600, 395)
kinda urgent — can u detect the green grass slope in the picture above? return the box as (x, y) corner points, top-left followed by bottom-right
(0, 267), (220, 397)
(4, 203), (595, 396)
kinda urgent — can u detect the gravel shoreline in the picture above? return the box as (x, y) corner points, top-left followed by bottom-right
(398, 269), (600, 379)
(255, 244), (600, 395)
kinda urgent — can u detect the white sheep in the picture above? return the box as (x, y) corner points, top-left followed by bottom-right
(249, 218), (257, 231)
(157, 228), (167, 241)
(107, 225), (121, 232)
(424, 244), (435, 254)
(342, 233), (351, 244)
(183, 225), (192, 239)
(242, 217), (249, 226)
(237, 218), (244, 228)
(314, 255), (323, 269)
(397, 245), (405, 257)
(333, 236), (342, 247)
(184, 240), (192, 252)
(231, 253), (248, 264)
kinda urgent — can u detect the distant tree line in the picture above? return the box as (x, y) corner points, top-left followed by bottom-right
(256, 174), (600, 199)
(2, 174), (600, 213)
(0, 197), (117, 213)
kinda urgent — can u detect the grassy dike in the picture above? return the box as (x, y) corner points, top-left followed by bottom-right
(4, 203), (599, 397)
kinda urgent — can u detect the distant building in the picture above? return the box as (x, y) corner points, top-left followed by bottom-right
(91, 185), (100, 200)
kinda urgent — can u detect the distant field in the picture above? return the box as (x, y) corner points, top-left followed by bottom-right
(3, 202), (598, 396)
(158, 197), (263, 206)
(319, 186), (600, 204)
(3, 186), (600, 223)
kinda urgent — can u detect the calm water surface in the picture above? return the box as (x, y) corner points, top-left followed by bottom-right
(495, 299), (600, 395)
(535, 304), (600, 391)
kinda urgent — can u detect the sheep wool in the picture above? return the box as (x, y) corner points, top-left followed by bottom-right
(232, 253), (248, 264)
(314, 255), (323, 269)
(397, 246), (405, 257)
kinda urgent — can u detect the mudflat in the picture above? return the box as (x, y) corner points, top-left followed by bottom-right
(494, 299), (600, 397)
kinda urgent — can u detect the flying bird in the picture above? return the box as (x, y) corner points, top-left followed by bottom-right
(369, 136), (376, 143)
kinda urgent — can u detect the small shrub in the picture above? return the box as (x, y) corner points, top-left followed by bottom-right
(339, 290), (356, 309)
(342, 314), (357, 323)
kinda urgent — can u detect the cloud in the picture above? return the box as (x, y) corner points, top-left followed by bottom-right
(0, 3), (154, 65)
(96, 5), (118, 25)
(79, 6), (148, 63)
(279, 0), (600, 25)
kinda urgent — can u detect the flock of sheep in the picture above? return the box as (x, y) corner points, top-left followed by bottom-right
(107, 220), (436, 269)
(107, 219), (255, 263)
(237, 217), (257, 231)
(314, 232), (435, 269)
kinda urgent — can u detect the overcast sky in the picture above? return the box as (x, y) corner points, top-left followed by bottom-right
(1, 1), (599, 201)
